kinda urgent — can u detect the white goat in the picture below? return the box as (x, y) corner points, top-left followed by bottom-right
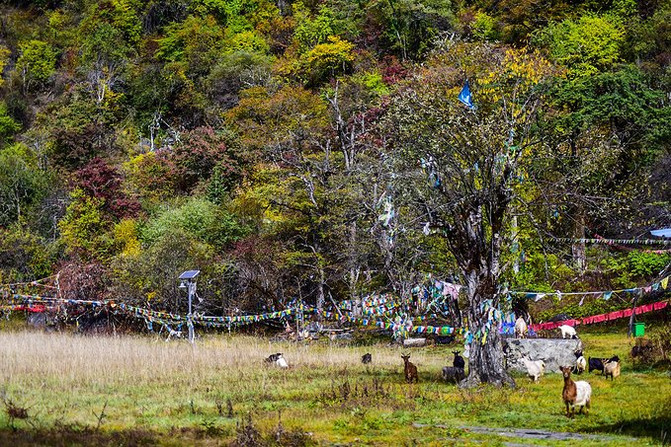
(575, 356), (587, 374)
(604, 360), (620, 380)
(276, 354), (289, 368)
(559, 324), (577, 339)
(515, 317), (528, 338)
(522, 357), (546, 382)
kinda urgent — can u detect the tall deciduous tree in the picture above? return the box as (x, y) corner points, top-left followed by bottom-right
(384, 43), (554, 387)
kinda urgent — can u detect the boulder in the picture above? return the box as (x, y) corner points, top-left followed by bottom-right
(504, 338), (583, 373)
(403, 337), (427, 348)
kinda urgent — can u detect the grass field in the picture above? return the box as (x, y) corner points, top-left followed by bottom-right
(0, 325), (669, 446)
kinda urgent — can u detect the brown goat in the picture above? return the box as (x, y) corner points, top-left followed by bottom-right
(401, 353), (418, 383)
(561, 366), (592, 417)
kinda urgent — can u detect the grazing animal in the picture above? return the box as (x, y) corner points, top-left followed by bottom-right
(452, 350), (465, 369)
(559, 325), (577, 339)
(515, 317), (528, 338)
(561, 366), (592, 417)
(435, 335), (455, 345)
(442, 366), (465, 383)
(588, 357), (604, 373)
(521, 357), (546, 382)
(604, 360), (621, 380)
(275, 354), (289, 368)
(574, 349), (586, 374)
(361, 353), (372, 364)
(401, 353), (418, 383)
(264, 353), (283, 363)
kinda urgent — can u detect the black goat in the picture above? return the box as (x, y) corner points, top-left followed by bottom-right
(452, 350), (465, 369)
(361, 353), (372, 364)
(588, 357), (604, 373)
(588, 355), (620, 374)
(442, 366), (465, 383)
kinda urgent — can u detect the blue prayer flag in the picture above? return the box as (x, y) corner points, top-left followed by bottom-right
(458, 80), (475, 109)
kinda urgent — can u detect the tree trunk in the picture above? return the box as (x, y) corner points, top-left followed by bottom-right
(460, 270), (516, 388)
(316, 267), (325, 313)
(571, 208), (586, 274)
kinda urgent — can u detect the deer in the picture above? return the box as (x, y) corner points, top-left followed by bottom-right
(401, 353), (418, 383)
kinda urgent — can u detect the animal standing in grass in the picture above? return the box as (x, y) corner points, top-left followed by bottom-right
(264, 353), (282, 363)
(452, 350), (465, 369)
(521, 357), (546, 382)
(561, 366), (591, 417)
(558, 325), (577, 339)
(264, 353), (288, 368)
(275, 354), (289, 368)
(574, 349), (586, 374)
(588, 355), (619, 374)
(361, 353), (372, 364)
(442, 366), (465, 383)
(604, 359), (620, 380)
(401, 353), (418, 383)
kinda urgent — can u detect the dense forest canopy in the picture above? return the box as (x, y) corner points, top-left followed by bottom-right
(0, 0), (669, 319)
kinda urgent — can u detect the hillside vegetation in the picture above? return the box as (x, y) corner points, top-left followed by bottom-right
(0, 0), (669, 317)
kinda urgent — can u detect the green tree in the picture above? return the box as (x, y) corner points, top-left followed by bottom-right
(293, 2), (336, 52)
(0, 143), (48, 226)
(383, 43), (555, 387)
(533, 15), (624, 76)
(0, 226), (57, 282)
(0, 103), (21, 147)
(0, 45), (10, 88)
(368, 0), (455, 60)
(141, 197), (248, 249)
(15, 40), (57, 91)
(58, 188), (112, 261)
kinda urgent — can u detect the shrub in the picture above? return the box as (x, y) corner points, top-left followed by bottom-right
(141, 197), (248, 249)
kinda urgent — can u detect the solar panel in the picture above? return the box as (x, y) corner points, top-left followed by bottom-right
(179, 270), (201, 280)
(651, 229), (671, 238)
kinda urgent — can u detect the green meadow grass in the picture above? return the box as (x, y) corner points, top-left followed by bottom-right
(0, 326), (668, 446)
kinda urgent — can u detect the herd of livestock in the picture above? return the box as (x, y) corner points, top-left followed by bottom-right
(263, 315), (628, 418)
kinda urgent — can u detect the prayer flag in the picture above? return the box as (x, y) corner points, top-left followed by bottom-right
(458, 81), (475, 109)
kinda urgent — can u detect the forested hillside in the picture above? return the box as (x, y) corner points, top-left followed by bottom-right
(0, 0), (669, 317)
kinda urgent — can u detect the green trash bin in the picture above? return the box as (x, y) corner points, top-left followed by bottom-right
(633, 322), (645, 337)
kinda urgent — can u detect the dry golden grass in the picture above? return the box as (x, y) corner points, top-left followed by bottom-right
(0, 330), (437, 383)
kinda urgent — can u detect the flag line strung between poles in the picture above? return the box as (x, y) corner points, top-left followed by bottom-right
(530, 299), (670, 331)
(553, 237), (671, 246)
(6, 293), (670, 345)
(508, 274), (670, 301)
(0, 293), (460, 335)
(4, 267), (670, 322)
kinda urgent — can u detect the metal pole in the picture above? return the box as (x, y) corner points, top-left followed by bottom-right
(188, 281), (195, 344)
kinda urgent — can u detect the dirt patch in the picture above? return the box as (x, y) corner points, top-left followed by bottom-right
(413, 423), (642, 443)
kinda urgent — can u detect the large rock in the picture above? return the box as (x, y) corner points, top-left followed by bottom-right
(504, 338), (583, 373)
(403, 337), (427, 347)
